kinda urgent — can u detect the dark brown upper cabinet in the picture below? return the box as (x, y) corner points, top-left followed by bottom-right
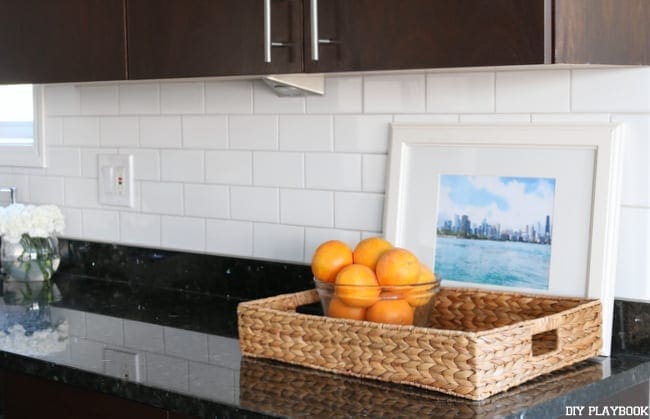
(0, 0), (127, 84)
(304, 0), (549, 73)
(127, 0), (304, 79)
(304, 0), (650, 73)
(555, 0), (650, 65)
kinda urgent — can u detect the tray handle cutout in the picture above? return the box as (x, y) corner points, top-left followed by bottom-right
(530, 315), (562, 359)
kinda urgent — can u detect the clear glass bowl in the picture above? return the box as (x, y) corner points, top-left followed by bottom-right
(314, 277), (440, 327)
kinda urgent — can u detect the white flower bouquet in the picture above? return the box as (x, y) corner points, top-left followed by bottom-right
(0, 204), (65, 244)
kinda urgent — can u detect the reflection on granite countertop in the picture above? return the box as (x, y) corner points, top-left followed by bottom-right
(0, 239), (647, 418)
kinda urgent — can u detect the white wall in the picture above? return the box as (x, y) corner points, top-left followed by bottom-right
(0, 67), (648, 300)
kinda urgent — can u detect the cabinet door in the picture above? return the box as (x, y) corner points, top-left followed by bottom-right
(0, 0), (127, 84)
(127, 0), (303, 79)
(304, 0), (549, 73)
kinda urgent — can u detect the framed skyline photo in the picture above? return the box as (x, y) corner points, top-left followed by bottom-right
(383, 124), (623, 355)
(434, 174), (556, 291)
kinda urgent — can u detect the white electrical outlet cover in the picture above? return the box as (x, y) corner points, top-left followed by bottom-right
(98, 154), (134, 207)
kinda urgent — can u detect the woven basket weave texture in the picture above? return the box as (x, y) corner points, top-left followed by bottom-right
(238, 287), (601, 400)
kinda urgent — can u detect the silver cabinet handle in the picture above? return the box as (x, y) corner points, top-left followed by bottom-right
(264, 0), (273, 63)
(310, 0), (319, 61)
(264, 0), (291, 63)
(310, 0), (334, 62)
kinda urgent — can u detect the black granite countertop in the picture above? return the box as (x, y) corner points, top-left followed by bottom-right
(0, 240), (647, 418)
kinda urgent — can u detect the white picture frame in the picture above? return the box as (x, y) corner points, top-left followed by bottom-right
(383, 124), (623, 356)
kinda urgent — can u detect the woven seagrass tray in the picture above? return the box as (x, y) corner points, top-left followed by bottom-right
(237, 287), (601, 400)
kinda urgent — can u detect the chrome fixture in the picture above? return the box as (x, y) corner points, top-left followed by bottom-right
(0, 187), (16, 204)
(310, 0), (335, 61)
(263, 0), (291, 63)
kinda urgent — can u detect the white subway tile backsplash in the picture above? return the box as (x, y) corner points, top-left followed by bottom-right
(496, 70), (570, 113)
(182, 115), (228, 149)
(61, 208), (83, 238)
(304, 227), (361, 263)
(45, 117), (63, 145)
(531, 113), (611, 123)
(29, 176), (64, 205)
(615, 207), (650, 300)
(100, 116), (139, 147)
(230, 186), (278, 223)
(229, 115), (278, 150)
(44, 85), (81, 116)
(362, 154), (387, 193)
(253, 223), (304, 262)
(119, 83), (160, 114)
(80, 85), (118, 115)
(82, 209), (119, 242)
(206, 219), (253, 256)
(120, 212), (161, 247)
(161, 150), (204, 182)
(81, 148), (118, 178)
(8, 71), (650, 302)
(161, 216), (205, 252)
(427, 72), (494, 113)
(205, 151), (252, 185)
(280, 189), (333, 227)
(612, 114), (650, 206)
(459, 113), (531, 123)
(205, 80), (253, 114)
(334, 192), (383, 232)
(572, 68), (650, 112)
(306, 75), (362, 114)
(141, 182), (183, 215)
(184, 184), (229, 218)
(253, 81), (305, 114)
(47, 147), (81, 177)
(140, 116), (182, 148)
(334, 115), (392, 153)
(279, 115), (333, 151)
(364, 73), (425, 113)
(393, 114), (459, 123)
(119, 148), (160, 181)
(65, 178), (99, 208)
(253, 152), (303, 187)
(305, 153), (361, 191)
(160, 82), (204, 114)
(63, 117), (100, 146)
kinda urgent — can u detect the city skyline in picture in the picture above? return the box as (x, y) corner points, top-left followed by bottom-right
(436, 175), (556, 244)
(434, 175), (557, 290)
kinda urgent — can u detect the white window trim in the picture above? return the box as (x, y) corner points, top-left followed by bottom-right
(0, 86), (45, 167)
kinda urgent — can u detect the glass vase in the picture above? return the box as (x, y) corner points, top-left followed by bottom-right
(1, 235), (60, 283)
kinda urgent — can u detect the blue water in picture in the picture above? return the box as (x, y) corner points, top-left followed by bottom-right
(434, 236), (551, 290)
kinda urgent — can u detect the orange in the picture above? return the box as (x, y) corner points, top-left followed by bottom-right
(334, 264), (380, 308)
(366, 299), (414, 325)
(311, 240), (353, 283)
(375, 248), (420, 286)
(352, 237), (393, 270)
(405, 264), (437, 307)
(327, 297), (367, 321)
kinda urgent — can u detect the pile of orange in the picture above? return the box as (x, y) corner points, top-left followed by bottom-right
(311, 237), (437, 326)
